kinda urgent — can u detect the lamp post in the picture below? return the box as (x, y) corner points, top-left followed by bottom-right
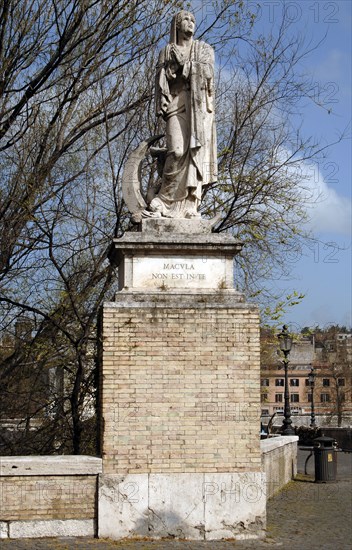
(308, 366), (316, 427)
(277, 325), (295, 435)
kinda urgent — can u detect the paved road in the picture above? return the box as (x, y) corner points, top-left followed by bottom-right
(2, 450), (351, 549)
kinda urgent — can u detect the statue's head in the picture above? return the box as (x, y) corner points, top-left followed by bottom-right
(175, 10), (195, 30)
(170, 10), (196, 43)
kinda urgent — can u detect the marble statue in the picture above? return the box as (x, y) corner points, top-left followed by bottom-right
(122, 10), (217, 222)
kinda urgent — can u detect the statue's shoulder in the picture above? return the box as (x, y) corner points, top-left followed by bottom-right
(196, 39), (214, 52)
(194, 40), (214, 62)
(157, 44), (170, 66)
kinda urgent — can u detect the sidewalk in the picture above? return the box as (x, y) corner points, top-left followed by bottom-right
(2, 450), (351, 549)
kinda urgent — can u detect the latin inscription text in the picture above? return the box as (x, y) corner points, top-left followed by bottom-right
(151, 262), (206, 282)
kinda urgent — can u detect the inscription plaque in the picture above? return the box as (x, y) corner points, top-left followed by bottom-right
(132, 256), (229, 290)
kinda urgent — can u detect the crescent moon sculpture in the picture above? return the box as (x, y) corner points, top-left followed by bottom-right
(121, 135), (164, 223)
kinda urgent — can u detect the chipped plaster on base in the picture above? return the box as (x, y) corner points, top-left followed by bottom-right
(98, 472), (266, 541)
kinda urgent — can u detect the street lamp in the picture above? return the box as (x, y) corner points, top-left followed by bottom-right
(277, 325), (295, 435)
(307, 366), (316, 427)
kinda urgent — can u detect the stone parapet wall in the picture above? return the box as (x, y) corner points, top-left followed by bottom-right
(261, 436), (299, 499)
(0, 456), (102, 538)
(1, 475), (96, 521)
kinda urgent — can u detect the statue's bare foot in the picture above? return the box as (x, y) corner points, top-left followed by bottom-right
(141, 209), (162, 219)
(149, 197), (170, 217)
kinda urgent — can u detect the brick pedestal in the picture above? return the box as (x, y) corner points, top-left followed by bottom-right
(98, 221), (265, 540)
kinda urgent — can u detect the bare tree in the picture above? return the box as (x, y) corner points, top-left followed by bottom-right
(0, 0), (187, 454)
(0, 1), (342, 453)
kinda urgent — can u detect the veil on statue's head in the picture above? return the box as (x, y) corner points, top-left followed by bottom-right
(169, 10), (195, 44)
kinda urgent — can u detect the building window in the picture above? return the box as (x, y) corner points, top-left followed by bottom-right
(305, 379), (311, 387)
(321, 393), (330, 403)
(290, 379), (299, 387)
(261, 393), (268, 403)
(290, 393), (299, 403)
(307, 393), (312, 402)
(323, 379), (330, 387)
(275, 379), (284, 387)
(261, 378), (269, 387)
(275, 393), (283, 403)
(274, 406), (284, 413)
(338, 378), (345, 386)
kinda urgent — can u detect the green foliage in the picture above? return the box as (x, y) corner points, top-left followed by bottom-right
(262, 292), (305, 324)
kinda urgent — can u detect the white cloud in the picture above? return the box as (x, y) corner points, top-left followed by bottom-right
(276, 148), (351, 236)
(312, 48), (345, 82)
(304, 163), (352, 235)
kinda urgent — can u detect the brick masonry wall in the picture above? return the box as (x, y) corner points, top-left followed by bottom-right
(100, 301), (261, 475)
(0, 475), (96, 521)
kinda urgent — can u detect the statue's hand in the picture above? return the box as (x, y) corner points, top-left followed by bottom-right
(170, 44), (184, 65)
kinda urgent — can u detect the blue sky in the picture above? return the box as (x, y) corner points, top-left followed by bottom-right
(189, 1), (351, 330)
(255, 1), (352, 330)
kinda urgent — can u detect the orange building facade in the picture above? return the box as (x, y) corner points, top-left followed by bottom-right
(260, 333), (352, 422)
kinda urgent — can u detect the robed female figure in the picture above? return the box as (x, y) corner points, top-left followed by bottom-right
(148, 11), (217, 219)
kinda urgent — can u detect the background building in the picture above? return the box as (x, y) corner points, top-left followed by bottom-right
(260, 328), (352, 426)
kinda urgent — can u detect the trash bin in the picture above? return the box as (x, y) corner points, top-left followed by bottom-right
(313, 436), (337, 483)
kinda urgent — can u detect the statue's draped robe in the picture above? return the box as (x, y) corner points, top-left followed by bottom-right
(154, 40), (217, 216)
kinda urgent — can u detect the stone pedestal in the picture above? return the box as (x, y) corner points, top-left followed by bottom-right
(98, 219), (265, 540)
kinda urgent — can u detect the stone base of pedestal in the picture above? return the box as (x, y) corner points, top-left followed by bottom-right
(98, 472), (265, 540)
